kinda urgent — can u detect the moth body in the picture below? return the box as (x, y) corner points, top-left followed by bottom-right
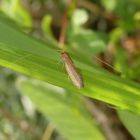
(61, 52), (84, 88)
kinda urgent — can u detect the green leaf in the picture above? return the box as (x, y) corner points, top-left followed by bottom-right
(71, 9), (89, 26)
(114, 47), (128, 74)
(67, 28), (107, 63)
(118, 110), (140, 140)
(0, 0), (32, 27)
(113, 0), (140, 31)
(16, 77), (105, 140)
(0, 18), (140, 115)
(41, 15), (54, 38)
(101, 0), (117, 12)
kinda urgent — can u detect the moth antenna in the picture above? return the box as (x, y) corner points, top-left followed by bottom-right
(93, 55), (121, 74)
(12, 54), (33, 64)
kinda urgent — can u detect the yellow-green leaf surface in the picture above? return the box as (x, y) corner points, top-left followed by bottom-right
(0, 18), (140, 114)
(118, 110), (140, 140)
(17, 77), (105, 140)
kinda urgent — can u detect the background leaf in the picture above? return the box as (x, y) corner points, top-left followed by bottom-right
(16, 77), (106, 140)
(118, 110), (140, 140)
(0, 0), (32, 27)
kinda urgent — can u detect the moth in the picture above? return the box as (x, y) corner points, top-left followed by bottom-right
(61, 52), (84, 88)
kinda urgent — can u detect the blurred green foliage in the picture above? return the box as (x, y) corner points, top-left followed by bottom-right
(0, 0), (140, 140)
(0, 0), (32, 27)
